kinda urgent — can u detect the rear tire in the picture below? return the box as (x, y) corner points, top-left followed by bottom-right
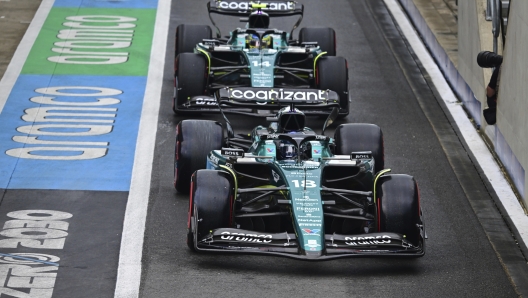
(175, 24), (212, 57)
(188, 170), (234, 250)
(377, 174), (422, 248)
(175, 120), (223, 194)
(318, 56), (349, 116)
(334, 123), (384, 173)
(174, 53), (207, 113)
(299, 27), (336, 56)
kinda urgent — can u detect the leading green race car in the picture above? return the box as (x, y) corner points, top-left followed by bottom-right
(173, 0), (349, 117)
(176, 102), (426, 260)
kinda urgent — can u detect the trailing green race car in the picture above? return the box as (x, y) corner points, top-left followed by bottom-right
(176, 101), (426, 259)
(174, 0), (349, 116)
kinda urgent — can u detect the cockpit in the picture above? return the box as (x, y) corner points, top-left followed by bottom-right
(245, 33), (276, 51)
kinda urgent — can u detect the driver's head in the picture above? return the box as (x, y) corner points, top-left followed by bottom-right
(261, 35), (273, 49)
(246, 33), (260, 51)
(278, 140), (297, 160)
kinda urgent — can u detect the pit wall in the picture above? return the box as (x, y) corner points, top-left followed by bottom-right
(396, 0), (527, 207)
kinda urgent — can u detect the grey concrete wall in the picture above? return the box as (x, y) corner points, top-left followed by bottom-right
(458, 0), (526, 203)
(458, 0), (488, 111)
(496, 0), (528, 201)
(399, 0), (527, 204)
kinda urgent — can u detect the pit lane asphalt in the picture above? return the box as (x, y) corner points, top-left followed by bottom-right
(2, 1), (520, 297)
(141, 0), (525, 297)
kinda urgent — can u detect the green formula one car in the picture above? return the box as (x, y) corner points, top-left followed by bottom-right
(175, 101), (426, 260)
(174, 0), (349, 117)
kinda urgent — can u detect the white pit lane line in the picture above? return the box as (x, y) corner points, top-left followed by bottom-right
(0, 0), (170, 296)
(383, 0), (528, 246)
(114, 0), (171, 297)
(0, 0), (54, 112)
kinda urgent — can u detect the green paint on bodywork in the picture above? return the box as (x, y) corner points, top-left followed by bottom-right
(246, 50), (277, 88)
(22, 8), (156, 76)
(281, 162), (325, 252)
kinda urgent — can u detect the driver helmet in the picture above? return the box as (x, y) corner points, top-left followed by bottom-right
(261, 34), (273, 49)
(246, 34), (260, 51)
(278, 140), (298, 160)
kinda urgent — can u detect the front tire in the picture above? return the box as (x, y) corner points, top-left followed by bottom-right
(175, 24), (212, 57)
(317, 56), (349, 116)
(175, 120), (223, 194)
(174, 53), (207, 114)
(377, 174), (423, 249)
(188, 170), (234, 250)
(334, 123), (384, 173)
(299, 27), (336, 56)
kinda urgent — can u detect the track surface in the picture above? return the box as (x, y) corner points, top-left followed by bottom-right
(0, 0), (525, 297)
(141, 0), (523, 297)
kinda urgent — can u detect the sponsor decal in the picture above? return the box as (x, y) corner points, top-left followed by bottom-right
(50, 15), (137, 65)
(251, 72), (273, 88)
(271, 170), (280, 183)
(299, 223), (321, 227)
(221, 148), (244, 157)
(0, 210), (72, 249)
(313, 149), (321, 154)
(231, 89), (326, 101)
(6, 86), (121, 160)
(306, 239), (320, 248)
(298, 218), (321, 223)
(195, 97), (217, 105)
(208, 154), (219, 166)
(281, 164), (319, 169)
(296, 207), (320, 213)
(0, 253), (60, 297)
(293, 197), (318, 202)
(218, 1), (295, 11)
(302, 229), (320, 236)
(267, 148), (275, 153)
(352, 153), (372, 159)
(315, 135), (327, 140)
(344, 235), (392, 246)
(220, 231), (272, 243)
(0, 210), (72, 297)
(296, 203), (317, 208)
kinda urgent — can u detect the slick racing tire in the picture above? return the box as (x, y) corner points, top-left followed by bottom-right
(317, 56), (349, 116)
(174, 53), (207, 114)
(175, 24), (212, 57)
(188, 170), (234, 251)
(174, 120), (223, 194)
(334, 123), (384, 173)
(299, 27), (336, 56)
(376, 174), (423, 249)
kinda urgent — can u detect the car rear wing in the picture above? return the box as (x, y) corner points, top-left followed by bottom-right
(208, 0), (303, 16)
(207, 1), (304, 38)
(180, 87), (341, 116)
